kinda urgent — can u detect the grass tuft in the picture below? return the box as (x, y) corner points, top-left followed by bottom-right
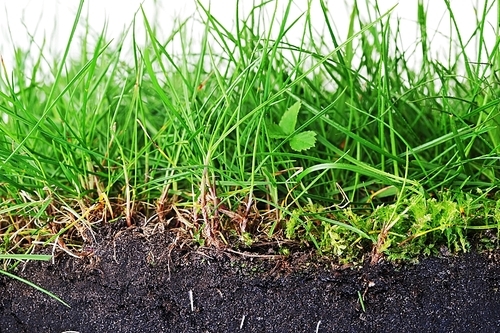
(1, 0), (499, 271)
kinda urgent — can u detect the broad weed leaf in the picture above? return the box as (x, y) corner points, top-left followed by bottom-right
(290, 131), (317, 151)
(279, 101), (301, 135)
(267, 122), (287, 138)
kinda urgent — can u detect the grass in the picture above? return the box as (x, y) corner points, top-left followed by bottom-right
(0, 253), (70, 307)
(1, 0), (500, 279)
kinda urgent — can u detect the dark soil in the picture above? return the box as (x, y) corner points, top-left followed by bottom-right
(2, 228), (500, 333)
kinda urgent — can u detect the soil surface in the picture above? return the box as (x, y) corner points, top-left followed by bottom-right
(1, 227), (500, 333)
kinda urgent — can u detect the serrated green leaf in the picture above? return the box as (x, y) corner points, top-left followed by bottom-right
(267, 122), (287, 138)
(279, 101), (301, 135)
(290, 131), (317, 151)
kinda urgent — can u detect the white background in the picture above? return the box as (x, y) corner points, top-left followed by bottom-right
(0, 0), (497, 70)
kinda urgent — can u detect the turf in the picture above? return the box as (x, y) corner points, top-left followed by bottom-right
(0, 0), (499, 267)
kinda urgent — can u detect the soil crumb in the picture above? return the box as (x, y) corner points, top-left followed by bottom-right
(2, 229), (500, 332)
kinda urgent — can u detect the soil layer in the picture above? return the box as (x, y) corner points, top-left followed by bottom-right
(1, 229), (500, 333)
